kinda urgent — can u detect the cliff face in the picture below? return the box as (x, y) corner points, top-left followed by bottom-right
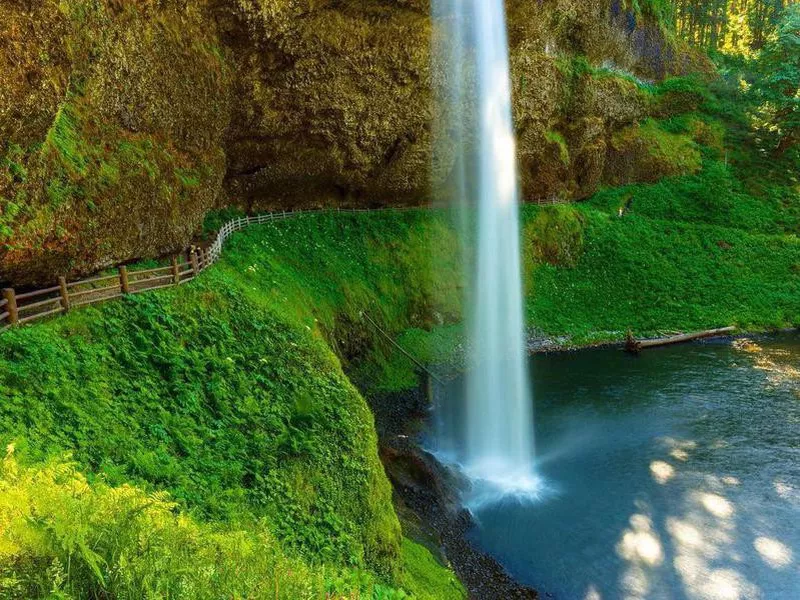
(0, 0), (709, 284)
(1, 0), (230, 284)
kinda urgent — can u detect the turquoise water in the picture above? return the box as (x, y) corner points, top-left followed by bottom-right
(433, 334), (800, 599)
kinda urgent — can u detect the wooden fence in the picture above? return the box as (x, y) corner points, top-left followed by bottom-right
(0, 200), (573, 334)
(0, 208), (416, 333)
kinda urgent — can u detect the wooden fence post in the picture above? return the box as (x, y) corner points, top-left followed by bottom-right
(58, 276), (70, 312)
(2, 289), (18, 325)
(119, 266), (130, 294)
(190, 248), (199, 276)
(171, 257), (180, 285)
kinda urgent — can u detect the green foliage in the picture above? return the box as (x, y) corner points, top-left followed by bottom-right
(545, 130), (570, 166)
(0, 451), (440, 599)
(657, 112), (726, 153)
(46, 102), (89, 179)
(0, 450), (322, 599)
(0, 209), (468, 596)
(526, 200), (800, 342)
(525, 205), (586, 268)
(0, 144), (29, 242)
(607, 118), (704, 184)
(639, 119), (703, 171)
(174, 167), (201, 188)
(675, 0), (797, 55)
(0, 280), (401, 573)
(653, 75), (716, 115)
(594, 64), (656, 92)
(749, 4), (800, 156)
(558, 55), (655, 92)
(219, 210), (462, 356)
(397, 539), (466, 600)
(630, 0), (677, 29)
(588, 159), (800, 234)
(359, 325), (465, 393)
(224, 211), (463, 394)
(1, 144), (28, 185)
(202, 206), (245, 237)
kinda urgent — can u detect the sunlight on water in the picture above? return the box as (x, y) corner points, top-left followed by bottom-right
(616, 514), (665, 567)
(650, 460), (676, 484)
(753, 537), (793, 569)
(699, 493), (735, 519)
(440, 337), (800, 599)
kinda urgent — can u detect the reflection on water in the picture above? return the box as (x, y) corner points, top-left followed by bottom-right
(430, 333), (800, 599)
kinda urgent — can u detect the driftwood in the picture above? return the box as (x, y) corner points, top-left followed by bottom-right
(626, 326), (737, 353)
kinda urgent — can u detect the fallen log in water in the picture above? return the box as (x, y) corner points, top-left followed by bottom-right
(626, 326), (737, 353)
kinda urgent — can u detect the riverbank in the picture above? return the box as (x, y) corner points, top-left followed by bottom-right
(368, 322), (800, 395)
(367, 384), (538, 600)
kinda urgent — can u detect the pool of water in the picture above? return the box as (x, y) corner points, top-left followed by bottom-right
(430, 334), (800, 600)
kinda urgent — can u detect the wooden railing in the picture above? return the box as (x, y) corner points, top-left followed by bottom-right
(0, 200), (573, 334)
(0, 208), (417, 333)
(534, 196), (569, 206)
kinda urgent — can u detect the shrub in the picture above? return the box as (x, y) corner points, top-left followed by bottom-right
(653, 75), (714, 117)
(0, 281), (401, 576)
(0, 449), (325, 599)
(0, 449), (438, 599)
(525, 205), (586, 268)
(605, 118), (703, 185)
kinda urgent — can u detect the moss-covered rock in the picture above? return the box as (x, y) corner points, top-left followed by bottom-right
(577, 72), (649, 128)
(604, 118), (703, 185)
(0, 0), (69, 149)
(221, 0), (431, 209)
(0, 0), (711, 283)
(1, 0), (230, 285)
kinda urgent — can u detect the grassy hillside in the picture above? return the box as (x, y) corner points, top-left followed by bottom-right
(0, 218), (465, 599)
(527, 196), (800, 343)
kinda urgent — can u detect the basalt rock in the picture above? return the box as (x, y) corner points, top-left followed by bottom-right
(0, 0), (230, 285)
(0, 0), (710, 284)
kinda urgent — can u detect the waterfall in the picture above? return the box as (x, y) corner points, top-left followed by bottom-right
(432, 0), (538, 501)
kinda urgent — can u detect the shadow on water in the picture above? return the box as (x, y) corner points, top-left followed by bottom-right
(429, 333), (800, 599)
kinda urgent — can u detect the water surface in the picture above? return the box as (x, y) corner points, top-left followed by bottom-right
(432, 334), (800, 599)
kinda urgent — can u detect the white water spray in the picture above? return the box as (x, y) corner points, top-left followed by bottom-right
(433, 0), (538, 501)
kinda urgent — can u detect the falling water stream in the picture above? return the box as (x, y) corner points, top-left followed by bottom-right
(433, 0), (538, 501)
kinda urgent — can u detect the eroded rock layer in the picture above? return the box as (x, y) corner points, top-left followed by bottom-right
(0, 0), (709, 283)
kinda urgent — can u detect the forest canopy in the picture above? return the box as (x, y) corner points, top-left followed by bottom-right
(672, 0), (798, 54)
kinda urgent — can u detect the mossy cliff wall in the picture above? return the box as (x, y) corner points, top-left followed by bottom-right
(1, 0), (230, 284)
(1, 0), (709, 284)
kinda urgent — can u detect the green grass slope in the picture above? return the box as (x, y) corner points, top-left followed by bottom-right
(526, 201), (800, 343)
(0, 216), (466, 598)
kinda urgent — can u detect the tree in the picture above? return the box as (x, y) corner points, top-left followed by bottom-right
(675, 0), (799, 54)
(750, 4), (800, 155)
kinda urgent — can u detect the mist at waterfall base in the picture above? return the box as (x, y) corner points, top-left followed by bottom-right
(431, 0), (540, 505)
(431, 337), (800, 600)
